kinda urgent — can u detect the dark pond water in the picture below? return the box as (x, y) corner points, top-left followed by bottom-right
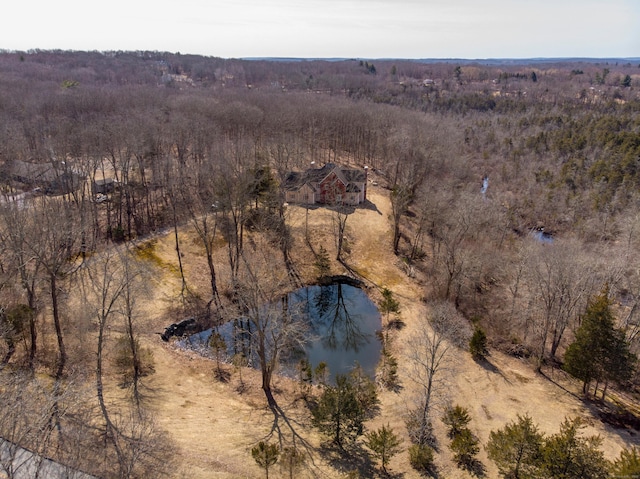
(180, 283), (382, 382)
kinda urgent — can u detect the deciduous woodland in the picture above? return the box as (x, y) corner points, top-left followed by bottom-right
(1, 50), (640, 478)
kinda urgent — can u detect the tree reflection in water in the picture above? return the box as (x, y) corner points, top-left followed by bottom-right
(310, 283), (370, 352)
(293, 282), (382, 382)
(183, 282), (382, 383)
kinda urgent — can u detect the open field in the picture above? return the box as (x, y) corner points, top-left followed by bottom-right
(121, 186), (640, 478)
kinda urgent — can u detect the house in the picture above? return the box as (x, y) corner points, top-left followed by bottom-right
(283, 163), (368, 206)
(1, 159), (83, 194)
(92, 177), (117, 195)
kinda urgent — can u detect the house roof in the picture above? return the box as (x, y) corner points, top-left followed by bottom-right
(283, 163), (366, 191)
(7, 160), (58, 182)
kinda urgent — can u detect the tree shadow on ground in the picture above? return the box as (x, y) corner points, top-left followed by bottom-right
(318, 441), (378, 478)
(464, 459), (486, 477)
(540, 368), (640, 446)
(581, 394), (640, 445)
(213, 369), (231, 383)
(474, 357), (512, 385)
(259, 393), (317, 467)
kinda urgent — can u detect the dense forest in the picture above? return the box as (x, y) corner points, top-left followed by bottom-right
(1, 50), (640, 478)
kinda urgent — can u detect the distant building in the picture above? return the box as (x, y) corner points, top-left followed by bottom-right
(1, 159), (83, 194)
(92, 177), (117, 195)
(283, 163), (368, 206)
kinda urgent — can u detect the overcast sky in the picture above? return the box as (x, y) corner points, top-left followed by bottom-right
(2, 0), (638, 59)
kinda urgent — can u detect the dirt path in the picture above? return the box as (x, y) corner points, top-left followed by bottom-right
(137, 186), (637, 478)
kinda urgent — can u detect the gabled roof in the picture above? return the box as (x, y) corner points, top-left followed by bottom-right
(284, 163), (365, 191)
(282, 171), (317, 192)
(342, 168), (367, 183)
(7, 160), (58, 182)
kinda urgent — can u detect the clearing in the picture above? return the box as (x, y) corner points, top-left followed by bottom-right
(129, 185), (638, 478)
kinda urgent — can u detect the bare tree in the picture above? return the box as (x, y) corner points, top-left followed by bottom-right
(235, 241), (307, 407)
(404, 301), (471, 446)
(81, 247), (129, 475)
(332, 203), (350, 262)
(0, 201), (42, 369)
(428, 193), (486, 304)
(24, 197), (81, 428)
(0, 373), (54, 479)
(524, 239), (600, 369)
(80, 246), (168, 478)
(180, 161), (222, 311)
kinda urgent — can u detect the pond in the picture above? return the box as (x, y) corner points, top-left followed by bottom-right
(181, 282), (383, 383)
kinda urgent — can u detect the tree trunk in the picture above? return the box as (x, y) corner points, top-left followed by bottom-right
(50, 273), (66, 380)
(171, 201), (188, 300)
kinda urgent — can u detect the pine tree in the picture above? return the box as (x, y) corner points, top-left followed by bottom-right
(251, 441), (279, 479)
(611, 447), (640, 478)
(443, 405), (480, 471)
(450, 427), (480, 470)
(540, 417), (608, 479)
(296, 358), (313, 398)
(314, 245), (331, 279)
(379, 287), (400, 331)
(442, 405), (472, 439)
(486, 414), (544, 479)
(312, 374), (364, 448)
(364, 424), (403, 473)
(564, 288), (636, 398)
(408, 444), (435, 475)
(209, 330), (227, 381)
(469, 327), (488, 361)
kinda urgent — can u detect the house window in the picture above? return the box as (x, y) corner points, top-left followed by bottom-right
(336, 194), (342, 203)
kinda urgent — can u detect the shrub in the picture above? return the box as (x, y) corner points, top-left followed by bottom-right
(113, 336), (155, 386)
(469, 327), (488, 360)
(408, 444), (435, 475)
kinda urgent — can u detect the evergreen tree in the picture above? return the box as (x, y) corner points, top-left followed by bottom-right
(564, 288), (636, 398)
(377, 348), (399, 390)
(442, 404), (472, 439)
(251, 441), (279, 479)
(314, 245), (331, 279)
(469, 327), (489, 361)
(296, 357), (313, 398)
(611, 447), (640, 478)
(314, 361), (329, 385)
(348, 362), (379, 417)
(443, 405), (481, 471)
(209, 330), (227, 381)
(486, 414), (544, 479)
(364, 424), (403, 473)
(408, 444), (435, 475)
(539, 417), (608, 479)
(379, 287), (400, 330)
(312, 374), (364, 448)
(450, 427), (480, 470)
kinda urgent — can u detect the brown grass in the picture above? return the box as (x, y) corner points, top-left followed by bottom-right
(93, 185), (639, 478)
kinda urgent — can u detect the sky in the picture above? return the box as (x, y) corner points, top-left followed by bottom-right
(2, 0), (638, 59)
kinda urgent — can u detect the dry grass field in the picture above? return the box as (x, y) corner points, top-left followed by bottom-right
(115, 185), (639, 478)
